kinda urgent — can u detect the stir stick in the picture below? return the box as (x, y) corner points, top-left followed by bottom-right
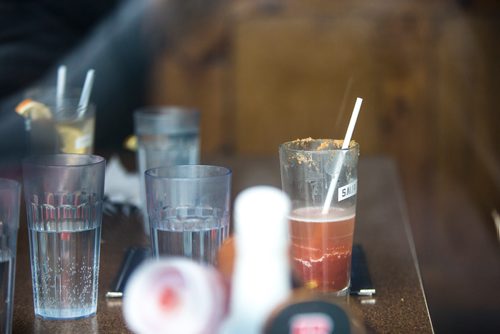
(56, 65), (66, 111)
(78, 69), (95, 117)
(321, 97), (363, 214)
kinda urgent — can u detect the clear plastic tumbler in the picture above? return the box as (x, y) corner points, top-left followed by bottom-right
(145, 165), (231, 265)
(22, 154), (105, 319)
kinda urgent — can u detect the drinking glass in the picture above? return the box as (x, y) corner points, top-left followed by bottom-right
(23, 154), (106, 319)
(145, 165), (231, 265)
(279, 138), (359, 296)
(23, 88), (95, 155)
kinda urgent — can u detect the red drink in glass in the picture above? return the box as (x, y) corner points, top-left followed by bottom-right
(289, 207), (355, 294)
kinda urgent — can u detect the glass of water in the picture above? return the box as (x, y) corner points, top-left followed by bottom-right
(145, 165), (231, 265)
(22, 154), (105, 320)
(134, 107), (200, 235)
(0, 179), (21, 334)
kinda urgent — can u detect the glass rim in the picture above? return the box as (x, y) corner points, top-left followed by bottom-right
(145, 165), (232, 181)
(23, 98), (96, 123)
(40, 103), (96, 122)
(279, 138), (359, 153)
(25, 87), (82, 99)
(134, 106), (199, 119)
(134, 106), (199, 134)
(23, 154), (105, 168)
(24, 87), (95, 106)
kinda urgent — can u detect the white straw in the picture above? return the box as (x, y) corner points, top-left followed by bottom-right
(321, 97), (363, 214)
(56, 65), (66, 110)
(78, 69), (95, 116)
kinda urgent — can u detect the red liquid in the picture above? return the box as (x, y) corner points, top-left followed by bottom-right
(289, 207), (355, 293)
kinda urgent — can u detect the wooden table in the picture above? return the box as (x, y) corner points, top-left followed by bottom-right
(9, 154), (433, 333)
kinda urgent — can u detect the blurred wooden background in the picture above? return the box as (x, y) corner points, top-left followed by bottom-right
(148, 1), (499, 332)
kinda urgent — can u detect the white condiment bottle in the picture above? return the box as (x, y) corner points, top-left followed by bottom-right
(220, 186), (292, 334)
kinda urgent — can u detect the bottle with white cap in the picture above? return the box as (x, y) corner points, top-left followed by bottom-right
(220, 186), (292, 334)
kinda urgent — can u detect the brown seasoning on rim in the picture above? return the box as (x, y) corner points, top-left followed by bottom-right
(287, 138), (357, 166)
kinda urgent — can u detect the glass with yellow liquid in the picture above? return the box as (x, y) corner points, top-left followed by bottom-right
(21, 89), (95, 154)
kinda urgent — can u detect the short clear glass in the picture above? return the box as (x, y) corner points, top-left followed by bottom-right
(145, 165), (231, 265)
(23, 88), (95, 155)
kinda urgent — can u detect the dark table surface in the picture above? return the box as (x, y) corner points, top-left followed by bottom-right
(9, 154), (433, 333)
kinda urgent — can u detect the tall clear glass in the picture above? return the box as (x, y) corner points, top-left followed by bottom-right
(23, 154), (105, 319)
(280, 139), (359, 296)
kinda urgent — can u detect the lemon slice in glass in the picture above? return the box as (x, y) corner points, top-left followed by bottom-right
(15, 99), (53, 120)
(124, 135), (138, 152)
(56, 124), (85, 154)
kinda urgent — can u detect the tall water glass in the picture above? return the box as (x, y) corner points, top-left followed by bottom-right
(145, 165), (231, 265)
(0, 179), (21, 333)
(23, 154), (105, 319)
(134, 107), (200, 234)
(280, 139), (359, 296)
